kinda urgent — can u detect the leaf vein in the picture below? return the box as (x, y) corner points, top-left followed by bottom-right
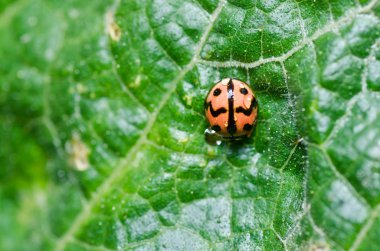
(197, 0), (378, 69)
(349, 203), (380, 251)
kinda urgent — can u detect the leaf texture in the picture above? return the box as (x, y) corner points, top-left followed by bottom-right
(1, 0), (380, 250)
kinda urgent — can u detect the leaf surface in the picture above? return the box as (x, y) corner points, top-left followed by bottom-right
(1, 0), (380, 250)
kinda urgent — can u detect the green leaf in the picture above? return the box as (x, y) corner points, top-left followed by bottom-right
(1, 0), (380, 250)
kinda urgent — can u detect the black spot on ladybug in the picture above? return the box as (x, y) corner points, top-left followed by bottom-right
(240, 88), (248, 95)
(211, 125), (221, 132)
(236, 97), (257, 116)
(243, 124), (253, 131)
(213, 88), (222, 96)
(207, 102), (227, 117)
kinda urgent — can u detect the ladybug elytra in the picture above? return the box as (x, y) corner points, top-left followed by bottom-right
(204, 78), (258, 140)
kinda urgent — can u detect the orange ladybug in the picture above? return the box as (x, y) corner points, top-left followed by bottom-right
(204, 78), (258, 140)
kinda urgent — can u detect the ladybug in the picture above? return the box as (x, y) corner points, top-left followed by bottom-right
(204, 78), (258, 140)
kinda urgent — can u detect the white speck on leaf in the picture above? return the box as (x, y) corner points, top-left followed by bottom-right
(68, 8), (80, 19)
(65, 132), (90, 171)
(20, 34), (31, 43)
(27, 16), (38, 26)
(169, 127), (189, 143)
(106, 10), (121, 41)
